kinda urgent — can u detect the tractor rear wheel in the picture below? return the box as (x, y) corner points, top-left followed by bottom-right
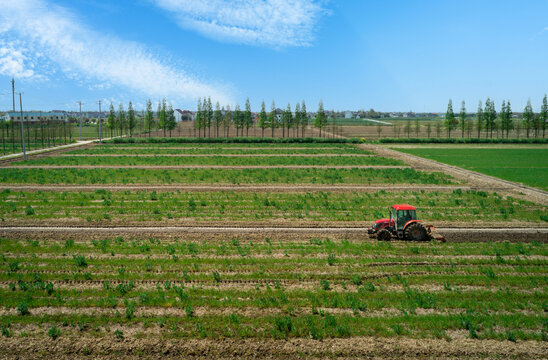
(404, 223), (428, 241)
(377, 229), (391, 241)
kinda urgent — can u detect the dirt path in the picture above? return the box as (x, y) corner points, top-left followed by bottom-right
(0, 336), (545, 359)
(5, 165), (410, 169)
(0, 184), (468, 192)
(0, 226), (546, 242)
(369, 144), (548, 206)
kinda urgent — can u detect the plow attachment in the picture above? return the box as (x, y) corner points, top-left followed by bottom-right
(425, 224), (446, 242)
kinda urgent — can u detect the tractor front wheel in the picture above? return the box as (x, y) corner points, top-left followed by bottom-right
(404, 223), (428, 241)
(377, 229), (391, 241)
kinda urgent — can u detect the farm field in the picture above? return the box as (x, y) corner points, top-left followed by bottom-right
(392, 146), (548, 191)
(0, 138), (547, 359)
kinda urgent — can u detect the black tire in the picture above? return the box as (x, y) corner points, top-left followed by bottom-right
(404, 223), (428, 241)
(377, 229), (391, 241)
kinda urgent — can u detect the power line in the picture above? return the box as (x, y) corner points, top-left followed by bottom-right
(77, 101), (82, 141)
(97, 100), (102, 142)
(16, 92), (26, 160)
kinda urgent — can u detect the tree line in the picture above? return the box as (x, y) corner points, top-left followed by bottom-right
(193, 98), (331, 138)
(444, 95), (548, 138)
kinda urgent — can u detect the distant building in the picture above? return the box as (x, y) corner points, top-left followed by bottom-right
(0, 111), (67, 122)
(344, 111), (352, 119)
(175, 109), (195, 122)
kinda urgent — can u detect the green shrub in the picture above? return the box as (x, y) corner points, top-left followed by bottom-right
(73, 255), (88, 268)
(114, 329), (124, 340)
(327, 253), (336, 266)
(212, 271), (221, 283)
(184, 305), (195, 317)
(25, 205), (35, 216)
(320, 280), (331, 291)
(273, 315), (292, 337)
(17, 302), (29, 316)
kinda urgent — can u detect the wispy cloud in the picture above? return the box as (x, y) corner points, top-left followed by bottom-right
(0, 0), (232, 103)
(151, 0), (327, 48)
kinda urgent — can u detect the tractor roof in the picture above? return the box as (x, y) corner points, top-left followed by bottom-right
(392, 204), (416, 210)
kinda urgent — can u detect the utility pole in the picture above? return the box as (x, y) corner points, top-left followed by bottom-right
(11, 78), (15, 111)
(97, 100), (102, 142)
(17, 92), (26, 160)
(77, 101), (82, 141)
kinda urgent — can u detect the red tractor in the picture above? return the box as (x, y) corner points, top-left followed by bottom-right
(367, 204), (445, 241)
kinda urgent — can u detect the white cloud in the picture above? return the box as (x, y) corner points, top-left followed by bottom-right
(151, 0), (327, 47)
(0, 0), (232, 103)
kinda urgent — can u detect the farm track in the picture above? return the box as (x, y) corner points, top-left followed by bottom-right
(0, 336), (545, 359)
(5, 165), (410, 169)
(370, 144), (548, 205)
(1, 226), (547, 242)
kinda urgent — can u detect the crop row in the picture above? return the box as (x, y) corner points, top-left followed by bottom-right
(1, 189), (545, 223)
(66, 147), (372, 155)
(12, 155), (402, 166)
(0, 167), (454, 185)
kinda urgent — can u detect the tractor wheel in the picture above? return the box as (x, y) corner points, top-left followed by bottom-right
(404, 223), (428, 241)
(377, 229), (391, 241)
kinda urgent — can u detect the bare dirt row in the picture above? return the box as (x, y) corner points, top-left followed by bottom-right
(6, 164), (410, 169)
(0, 335), (544, 359)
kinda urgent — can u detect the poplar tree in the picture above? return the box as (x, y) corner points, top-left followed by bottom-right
(300, 100), (307, 137)
(269, 101), (277, 137)
(444, 99), (457, 138)
(213, 102), (222, 137)
(127, 101), (136, 137)
(233, 104), (242, 137)
(158, 98), (167, 137)
(145, 99), (154, 137)
(476, 100), (483, 138)
(523, 99), (534, 138)
(107, 103), (116, 138)
(541, 94), (547, 138)
(244, 98), (252, 136)
(205, 97), (213, 137)
(459, 101), (466, 137)
(500, 100), (513, 138)
(282, 103), (293, 138)
(314, 100), (327, 137)
(294, 103), (301, 138)
(484, 98), (497, 138)
(258, 100), (268, 137)
(223, 105), (232, 137)
(117, 103), (126, 137)
(166, 103), (176, 137)
(195, 98), (203, 137)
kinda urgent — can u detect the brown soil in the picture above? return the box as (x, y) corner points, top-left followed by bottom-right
(0, 335), (545, 359)
(56, 154), (376, 157)
(0, 226), (546, 243)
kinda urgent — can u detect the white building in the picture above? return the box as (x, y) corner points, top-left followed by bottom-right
(0, 111), (67, 123)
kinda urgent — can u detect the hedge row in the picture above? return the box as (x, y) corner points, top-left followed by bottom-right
(106, 137), (362, 144)
(376, 138), (548, 144)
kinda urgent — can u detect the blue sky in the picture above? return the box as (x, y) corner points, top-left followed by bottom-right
(0, 0), (547, 112)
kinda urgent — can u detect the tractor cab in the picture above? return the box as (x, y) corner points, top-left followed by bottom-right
(390, 204), (419, 238)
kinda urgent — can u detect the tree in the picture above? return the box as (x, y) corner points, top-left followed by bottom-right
(258, 100), (268, 137)
(300, 101), (307, 137)
(194, 98), (203, 137)
(244, 98), (252, 136)
(205, 97), (213, 137)
(166, 103), (176, 137)
(144, 99), (154, 137)
(117, 103), (126, 137)
(476, 100), (483, 138)
(294, 102), (301, 138)
(233, 104), (242, 137)
(107, 103), (116, 139)
(213, 102), (222, 137)
(523, 99), (534, 138)
(541, 94), (548, 138)
(223, 105), (232, 137)
(444, 99), (457, 138)
(158, 98), (167, 137)
(314, 100), (327, 137)
(500, 100), (513, 138)
(127, 101), (136, 137)
(404, 119), (411, 138)
(484, 98), (497, 138)
(426, 123), (432, 138)
(268, 101), (277, 137)
(282, 103), (293, 138)
(459, 101), (466, 137)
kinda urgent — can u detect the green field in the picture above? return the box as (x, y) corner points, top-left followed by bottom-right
(393, 147), (548, 191)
